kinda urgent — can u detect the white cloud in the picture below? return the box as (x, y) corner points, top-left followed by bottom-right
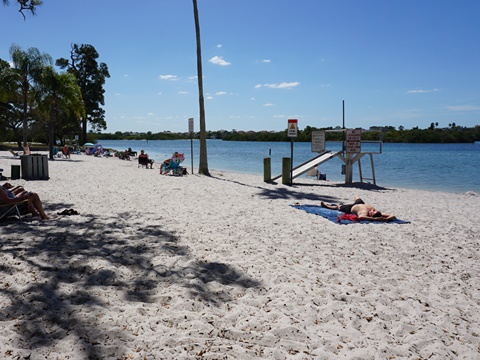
(265, 82), (300, 89)
(254, 84), (262, 89)
(209, 56), (231, 66)
(215, 91), (227, 95)
(263, 103), (274, 107)
(262, 59), (271, 63)
(159, 75), (178, 81)
(178, 91), (189, 95)
(217, 44), (222, 48)
(447, 105), (480, 111)
(147, 112), (155, 116)
(206, 96), (214, 100)
(406, 88), (440, 93)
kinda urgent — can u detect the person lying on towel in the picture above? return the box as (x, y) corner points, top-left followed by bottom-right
(321, 196), (396, 222)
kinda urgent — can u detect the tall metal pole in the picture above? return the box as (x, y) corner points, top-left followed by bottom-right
(188, 118), (194, 174)
(290, 137), (294, 186)
(342, 100), (346, 153)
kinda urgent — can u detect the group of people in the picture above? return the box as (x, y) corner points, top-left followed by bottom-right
(0, 182), (50, 220)
(1, 179), (396, 223)
(119, 148), (182, 174)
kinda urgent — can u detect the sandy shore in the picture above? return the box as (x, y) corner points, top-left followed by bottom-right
(1, 151), (479, 359)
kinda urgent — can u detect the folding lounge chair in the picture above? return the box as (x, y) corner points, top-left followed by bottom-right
(9, 150), (20, 158)
(161, 153), (186, 175)
(0, 200), (28, 220)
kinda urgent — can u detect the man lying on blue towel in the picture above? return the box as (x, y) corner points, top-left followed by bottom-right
(321, 196), (396, 222)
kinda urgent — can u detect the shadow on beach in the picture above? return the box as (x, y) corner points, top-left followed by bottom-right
(0, 207), (261, 359)
(209, 173), (343, 203)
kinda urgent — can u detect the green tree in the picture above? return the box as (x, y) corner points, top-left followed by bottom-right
(0, 59), (23, 145)
(34, 66), (84, 159)
(56, 44), (110, 145)
(192, 0), (210, 175)
(9, 44), (52, 146)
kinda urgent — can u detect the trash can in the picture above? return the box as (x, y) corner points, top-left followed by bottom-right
(11, 165), (21, 180)
(20, 154), (49, 180)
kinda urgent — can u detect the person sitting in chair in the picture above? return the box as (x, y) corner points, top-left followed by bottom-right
(138, 150), (154, 169)
(0, 184), (51, 220)
(128, 147), (137, 157)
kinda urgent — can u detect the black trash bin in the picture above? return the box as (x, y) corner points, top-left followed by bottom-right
(11, 164), (21, 180)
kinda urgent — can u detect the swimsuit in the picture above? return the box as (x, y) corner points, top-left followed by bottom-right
(339, 198), (365, 214)
(0, 186), (16, 199)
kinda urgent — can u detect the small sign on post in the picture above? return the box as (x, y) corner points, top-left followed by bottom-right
(188, 118), (194, 133)
(311, 130), (325, 153)
(287, 119), (298, 137)
(287, 119), (298, 186)
(346, 128), (362, 153)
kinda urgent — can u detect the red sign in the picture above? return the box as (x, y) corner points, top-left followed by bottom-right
(288, 119), (298, 137)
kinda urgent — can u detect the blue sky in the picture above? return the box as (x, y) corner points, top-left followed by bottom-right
(1, 0), (480, 133)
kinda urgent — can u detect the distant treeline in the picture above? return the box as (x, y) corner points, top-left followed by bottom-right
(97, 125), (480, 143)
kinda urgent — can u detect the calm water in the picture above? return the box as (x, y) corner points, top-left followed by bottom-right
(99, 139), (480, 194)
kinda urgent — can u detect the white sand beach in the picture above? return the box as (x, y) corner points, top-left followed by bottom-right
(1, 151), (479, 359)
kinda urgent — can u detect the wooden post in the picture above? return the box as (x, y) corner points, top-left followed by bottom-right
(263, 157), (271, 182)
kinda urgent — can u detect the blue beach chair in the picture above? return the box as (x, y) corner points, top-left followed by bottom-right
(160, 152), (186, 176)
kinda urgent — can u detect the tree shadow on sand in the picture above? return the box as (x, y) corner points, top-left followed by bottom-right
(0, 208), (261, 359)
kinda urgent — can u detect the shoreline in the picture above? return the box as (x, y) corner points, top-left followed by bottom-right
(1, 151), (480, 359)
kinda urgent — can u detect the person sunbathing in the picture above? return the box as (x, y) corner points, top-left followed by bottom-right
(321, 196), (396, 221)
(0, 183), (51, 220)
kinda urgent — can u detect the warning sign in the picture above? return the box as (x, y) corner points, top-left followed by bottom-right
(346, 128), (362, 153)
(287, 119), (298, 137)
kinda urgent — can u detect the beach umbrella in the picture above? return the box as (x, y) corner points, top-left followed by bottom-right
(83, 142), (95, 147)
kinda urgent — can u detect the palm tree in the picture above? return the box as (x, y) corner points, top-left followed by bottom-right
(34, 66), (84, 159)
(192, 0), (209, 175)
(9, 44), (52, 146)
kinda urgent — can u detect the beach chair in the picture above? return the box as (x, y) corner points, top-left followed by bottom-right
(160, 152), (186, 175)
(9, 149), (20, 158)
(0, 200), (28, 221)
(138, 156), (154, 168)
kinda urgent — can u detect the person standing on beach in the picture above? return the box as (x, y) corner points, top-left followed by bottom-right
(321, 196), (396, 221)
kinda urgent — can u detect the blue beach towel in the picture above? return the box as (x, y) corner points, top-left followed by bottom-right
(290, 204), (410, 225)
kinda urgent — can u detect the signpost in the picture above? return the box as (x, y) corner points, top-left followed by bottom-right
(287, 119), (298, 185)
(188, 118), (194, 174)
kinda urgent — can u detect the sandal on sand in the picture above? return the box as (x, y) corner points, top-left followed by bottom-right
(57, 209), (79, 216)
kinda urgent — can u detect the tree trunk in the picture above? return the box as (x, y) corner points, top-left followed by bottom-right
(82, 117), (87, 145)
(22, 89), (28, 147)
(193, 0), (209, 176)
(48, 106), (55, 160)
